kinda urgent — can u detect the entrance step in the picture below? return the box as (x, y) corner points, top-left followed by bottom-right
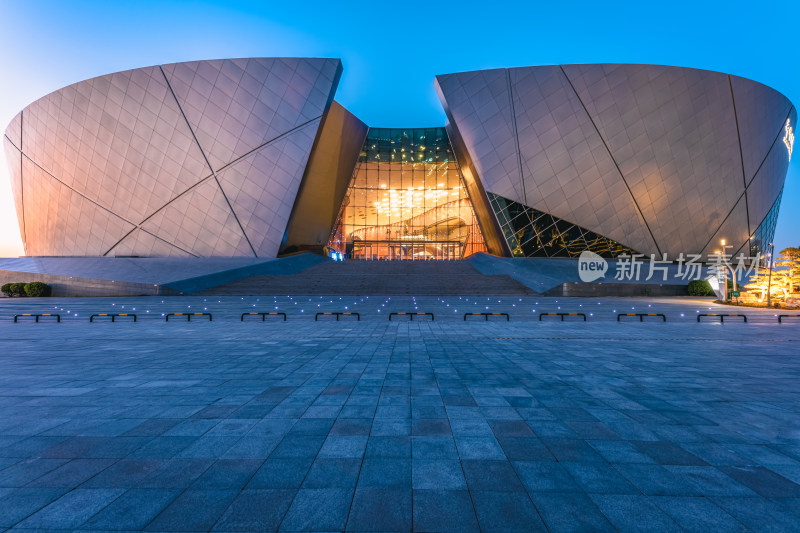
(198, 260), (538, 296)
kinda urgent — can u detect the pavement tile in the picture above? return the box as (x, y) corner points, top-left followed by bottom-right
(513, 461), (582, 493)
(347, 487), (412, 531)
(245, 455), (312, 489)
(651, 496), (744, 532)
(532, 491), (616, 532)
(190, 458), (264, 490)
(718, 465), (800, 497)
(269, 435), (326, 458)
(496, 437), (556, 461)
(412, 489), (479, 533)
(330, 418), (372, 436)
(24, 458), (115, 488)
(411, 436), (458, 459)
(145, 489), (239, 531)
(81, 458), (165, 488)
(711, 496), (800, 532)
(470, 490), (547, 532)
(589, 494), (682, 532)
(278, 488), (351, 531)
(81, 488), (180, 530)
(0, 487), (69, 528)
(302, 458), (362, 489)
(17, 488), (125, 529)
(539, 438), (606, 462)
(562, 461), (638, 494)
(633, 441), (709, 466)
(461, 460), (525, 492)
(318, 435), (368, 458)
(614, 463), (704, 496)
(365, 436), (411, 458)
(665, 465), (757, 496)
(587, 439), (657, 464)
(0, 458), (69, 487)
(357, 458), (410, 487)
(412, 459), (466, 490)
(211, 489), (295, 531)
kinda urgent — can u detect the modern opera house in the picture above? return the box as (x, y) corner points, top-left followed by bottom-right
(3, 58), (795, 262)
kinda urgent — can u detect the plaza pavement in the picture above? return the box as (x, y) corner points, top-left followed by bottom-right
(0, 295), (799, 532)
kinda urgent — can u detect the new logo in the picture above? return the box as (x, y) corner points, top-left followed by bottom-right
(578, 251), (608, 282)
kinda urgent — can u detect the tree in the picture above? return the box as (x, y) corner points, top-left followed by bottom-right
(743, 266), (782, 301)
(773, 247), (800, 299)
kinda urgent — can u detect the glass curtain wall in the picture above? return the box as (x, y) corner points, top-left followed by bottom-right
(328, 128), (487, 260)
(749, 188), (782, 258)
(488, 192), (637, 258)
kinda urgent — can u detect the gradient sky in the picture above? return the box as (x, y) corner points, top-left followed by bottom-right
(1, 0), (798, 257)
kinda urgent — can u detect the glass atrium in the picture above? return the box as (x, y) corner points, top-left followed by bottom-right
(328, 128), (487, 260)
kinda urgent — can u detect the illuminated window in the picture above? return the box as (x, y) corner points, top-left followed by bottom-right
(328, 128), (487, 260)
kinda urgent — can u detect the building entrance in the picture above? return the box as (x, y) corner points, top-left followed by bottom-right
(328, 127), (487, 260)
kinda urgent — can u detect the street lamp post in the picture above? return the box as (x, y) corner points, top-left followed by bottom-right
(767, 243), (774, 308)
(720, 239), (733, 301)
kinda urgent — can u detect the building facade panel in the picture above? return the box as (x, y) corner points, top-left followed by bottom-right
(745, 107), (795, 240)
(6, 112), (21, 148)
(21, 158), (135, 256)
(162, 58), (340, 171)
(563, 64), (745, 256)
(106, 228), (193, 257)
(730, 74), (793, 183)
(3, 138), (25, 249)
(17, 65), (210, 226)
(216, 118), (321, 257)
(699, 194), (751, 259)
(140, 177), (252, 256)
(508, 65), (657, 255)
(435, 69), (523, 202)
(281, 101), (369, 253)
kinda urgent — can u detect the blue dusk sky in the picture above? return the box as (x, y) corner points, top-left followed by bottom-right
(0, 0), (797, 256)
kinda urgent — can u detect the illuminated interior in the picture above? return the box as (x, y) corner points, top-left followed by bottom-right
(328, 127), (487, 260)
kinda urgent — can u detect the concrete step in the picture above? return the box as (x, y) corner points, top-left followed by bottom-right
(198, 260), (539, 296)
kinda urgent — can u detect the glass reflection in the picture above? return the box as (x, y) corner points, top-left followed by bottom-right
(489, 192), (637, 258)
(749, 188), (782, 258)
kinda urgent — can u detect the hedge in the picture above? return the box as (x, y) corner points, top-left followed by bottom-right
(24, 282), (52, 297)
(1, 281), (52, 297)
(687, 279), (715, 296)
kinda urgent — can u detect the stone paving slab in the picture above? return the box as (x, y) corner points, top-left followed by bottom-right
(0, 296), (798, 531)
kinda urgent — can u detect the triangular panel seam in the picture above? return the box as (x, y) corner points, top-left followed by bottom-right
(159, 65), (257, 257)
(744, 106), (794, 189)
(506, 69), (526, 205)
(19, 151), (137, 228)
(729, 75), (751, 238)
(559, 66), (662, 256)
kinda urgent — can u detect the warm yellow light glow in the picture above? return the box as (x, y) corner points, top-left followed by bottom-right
(720, 239), (726, 246)
(714, 250), (721, 254)
(784, 118), (795, 160)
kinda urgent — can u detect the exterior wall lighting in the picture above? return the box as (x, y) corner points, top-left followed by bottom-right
(767, 243), (775, 308)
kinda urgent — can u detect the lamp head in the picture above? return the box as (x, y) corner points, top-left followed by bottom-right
(720, 239), (726, 246)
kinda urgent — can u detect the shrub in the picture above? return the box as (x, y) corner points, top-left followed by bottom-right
(24, 282), (52, 297)
(687, 280), (715, 296)
(9, 282), (27, 297)
(1, 283), (12, 297)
